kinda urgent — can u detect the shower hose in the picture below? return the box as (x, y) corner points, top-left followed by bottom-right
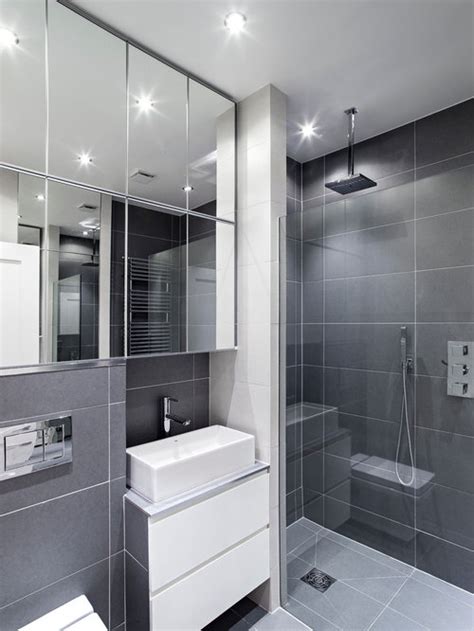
(395, 360), (415, 487)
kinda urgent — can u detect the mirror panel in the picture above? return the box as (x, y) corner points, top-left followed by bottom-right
(188, 80), (235, 221)
(0, 1), (46, 171)
(48, 0), (127, 192)
(128, 47), (187, 207)
(187, 215), (235, 352)
(0, 168), (45, 367)
(127, 201), (187, 355)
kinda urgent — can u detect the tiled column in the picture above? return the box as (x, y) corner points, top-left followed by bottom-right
(210, 84), (287, 611)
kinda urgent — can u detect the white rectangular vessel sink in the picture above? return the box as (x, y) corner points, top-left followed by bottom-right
(127, 425), (255, 503)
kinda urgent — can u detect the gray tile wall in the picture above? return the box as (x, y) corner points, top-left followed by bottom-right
(287, 98), (474, 591)
(285, 157), (303, 525)
(0, 361), (127, 630)
(126, 353), (210, 446)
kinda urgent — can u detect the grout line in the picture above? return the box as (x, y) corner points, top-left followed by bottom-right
(366, 575), (412, 631)
(0, 481), (109, 518)
(124, 550), (148, 573)
(287, 593), (343, 630)
(0, 556), (111, 612)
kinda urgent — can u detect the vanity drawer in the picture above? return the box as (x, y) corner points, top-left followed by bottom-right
(148, 472), (269, 592)
(150, 528), (270, 630)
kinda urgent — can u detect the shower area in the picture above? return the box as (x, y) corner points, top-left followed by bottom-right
(280, 99), (473, 630)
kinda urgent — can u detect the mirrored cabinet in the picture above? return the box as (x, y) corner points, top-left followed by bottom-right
(0, 0), (236, 369)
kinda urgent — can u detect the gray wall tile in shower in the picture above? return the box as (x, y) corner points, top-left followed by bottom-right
(302, 324), (323, 366)
(324, 273), (415, 323)
(415, 532), (474, 592)
(287, 156), (302, 200)
(416, 267), (474, 322)
(302, 280), (323, 323)
(415, 153), (474, 219)
(415, 99), (474, 167)
(416, 208), (473, 270)
(302, 156), (324, 202)
(415, 323), (474, 378)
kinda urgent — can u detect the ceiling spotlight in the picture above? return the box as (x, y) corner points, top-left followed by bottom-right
(78, 153), (92, 166)
(0, 27), (19, 49)
(136, 96), (154, 112)
(224, 12), (246, 34)
(182, 185), (194, 192)
(300, 123), (316, 138)
(35, 193), (45, 201)
(82, 230), (89, 236)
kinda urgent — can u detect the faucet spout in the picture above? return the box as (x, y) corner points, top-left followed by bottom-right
(162, 396), (192, 434)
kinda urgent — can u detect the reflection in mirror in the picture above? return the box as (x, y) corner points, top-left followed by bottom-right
(126, 201), (186, 354)
(0, 168), (45, 367)
(187, 216), (235, 351)
(188, 81), (235, 220)
(48, 0), (127, 192)
(0, 0), (46, 171)
(128, 47), (187, 207)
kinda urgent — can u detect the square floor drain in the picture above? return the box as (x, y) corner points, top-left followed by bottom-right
(301, 568), (336, 593)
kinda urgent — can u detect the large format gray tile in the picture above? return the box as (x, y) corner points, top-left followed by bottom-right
(415, 99), (474, 167)
(231, 596), (267, 627)
(193, 378), (210, 429)
(324, 222), (414, 280)
(287, 520), (318, 554)
(302, 365), (323, 405)
(324, 173), (414, 237)
(193, 353), (210, 379)
(325, 272), (415, 323)
(252, 608), (310, 630)
(415, 153), (474, 219)
(342, 576), (407, 607)
(0, 367), (109, 420)
(0, 559), (109, 631)
(412, 568), (474, 608)
(416, 267), (474, 322)
(110, 364), (126, 403)
(286, 596), (340, 631)
(302, 280), (323, 323)
(0, 483), (109, 607)
(325, 323), (413, 372)
(302, 324), (323, 366)
(125, 499), (149, 569)
(415, 374), (474, 437)
(416, 208), (474, 270)
(110, 401), (126, 479)
(110, 477), (126, 555)
(302, 156), (324, 202)
(415, 531), (474, 593)
(126, 354), (194, 389)
(389, 575), (473, 630)
(0, 405), (109, 515)
(302, 240), (323, 282)
(416, 323), (474, 378)
(416, 427), (473, 495)
(324, 367), (412, 424)
(125, 552), (149, 631)
(369, 607), (428, 631)
(288, 156), (302, 201)
(110, 551), (125, 630)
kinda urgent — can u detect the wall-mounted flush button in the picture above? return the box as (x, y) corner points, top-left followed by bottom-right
(450, 364), (469, 380)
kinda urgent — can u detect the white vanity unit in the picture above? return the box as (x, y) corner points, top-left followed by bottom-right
(125, 426), (270, 631)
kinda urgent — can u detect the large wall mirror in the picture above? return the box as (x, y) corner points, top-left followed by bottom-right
(0, 0), (236, 369)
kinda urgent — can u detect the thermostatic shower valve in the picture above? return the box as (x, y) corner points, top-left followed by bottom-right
(447, 341), (474, 398)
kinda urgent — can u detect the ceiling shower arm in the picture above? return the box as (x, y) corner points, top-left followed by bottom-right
(344, 107), (358, 176)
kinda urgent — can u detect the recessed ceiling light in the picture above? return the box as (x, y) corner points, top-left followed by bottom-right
(300, 123), (316, 138)
(224, 12), (246, 34)
(35, 193), (45, 201)
(182, 185), (194, 192)
(136, 96), (154, 112)
(78, 153), (92, 166)
(0, 27), (19, 49)
(82, 230), (89, 236)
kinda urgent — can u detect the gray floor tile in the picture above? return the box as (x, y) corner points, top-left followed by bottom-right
(389, 577), (473, 630)
(288, 576), (384, 630)
(286, 597), (341, 631)
(300, 517), (322, 533)
(342, 576), (407, 606)
(411, 569), (474, 609)
(369, 607), (429, 631)
(252, 608), (310, 630)
(287, 520), (318, 553)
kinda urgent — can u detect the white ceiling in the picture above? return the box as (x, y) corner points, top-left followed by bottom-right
(73, 0), (473, 162)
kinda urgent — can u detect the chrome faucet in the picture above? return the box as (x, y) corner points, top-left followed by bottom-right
(162, 396), (192, 434)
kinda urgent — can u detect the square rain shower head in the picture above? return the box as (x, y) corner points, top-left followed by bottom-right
(325, 173), (377, 195)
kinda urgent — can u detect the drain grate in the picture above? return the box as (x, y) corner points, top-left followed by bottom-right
(301, 568), (336, 593)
